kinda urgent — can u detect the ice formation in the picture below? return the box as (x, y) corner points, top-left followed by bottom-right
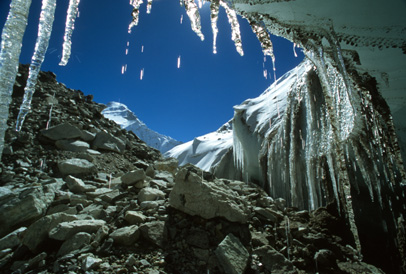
(210, 0), (220, 54)
(220, 1), (244, 56)
(146, 0), (153, 14)
(16, 0), (57, 132)
(183, 0), (205, 41)
(0, 0), (32, 159)
(59, 0), (81, 66)
(128, 0), (144, 34)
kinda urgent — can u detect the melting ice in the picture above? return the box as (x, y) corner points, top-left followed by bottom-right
(59, 0), (81, 66)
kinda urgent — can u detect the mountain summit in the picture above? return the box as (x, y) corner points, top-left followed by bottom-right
(102, 102), (182, 153)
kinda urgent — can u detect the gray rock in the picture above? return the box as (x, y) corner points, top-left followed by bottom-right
(92, 131), (126, 153)
(80, 130), (96, 142)
(125, 211), (147, 224)
(81, 254), (103, 271)
(41, 123), (83, 141)
(0, 227), (26, 250)
(57, 232), (92, 256)
(0, 180), (64, 237)
(215, 234), (249, 274)
(81, 204), (104, 219)
(55, 139), (90, 152)
(0, 187), (13, 203)
(169, 167), (250, 223)
(109, 225), (140, 246)
(138, 187), (165, 203)
(65, 175), (95, 193)
(23, 213), (78, 252)
(254, 207), (283, 223)
(58, 158), (97, 176)
(139, 200), (164, 210)
(139, 221), (166, 247)
(49, 219), (106, 241)
(254, 245), (297, 273)
(121, 169), (146, 186)
(154, 158), (178, 175)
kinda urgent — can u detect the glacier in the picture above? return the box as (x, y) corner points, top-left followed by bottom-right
(101, 102), (182, 154)
(1, 0), (406, 272)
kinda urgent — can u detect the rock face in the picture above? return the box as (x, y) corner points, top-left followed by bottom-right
(0, 65), (394, 273)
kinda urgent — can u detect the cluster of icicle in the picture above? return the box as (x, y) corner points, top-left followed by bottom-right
(0, 0), (82, 159)
(246, 34), (406, 253)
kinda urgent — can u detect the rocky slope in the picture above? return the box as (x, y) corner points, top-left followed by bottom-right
(0, 65), (393, 273)
(102, 102), (182, 154)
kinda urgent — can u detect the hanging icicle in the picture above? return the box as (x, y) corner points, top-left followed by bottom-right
(210, 0), (220, 54)
(177, 55), (181, 69)
(220, 1), (244, 56)
(0, 0), (32, 159)
(140, 68), (144, 80)
(128, 0), (144, 34)
(146, 0), (153, 14)
(16, 0), (57, 132)
(183, 0), (204, 41)
(59, 0), (81, 66)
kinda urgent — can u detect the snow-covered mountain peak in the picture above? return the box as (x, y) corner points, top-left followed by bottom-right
(102, 102), (182, 153)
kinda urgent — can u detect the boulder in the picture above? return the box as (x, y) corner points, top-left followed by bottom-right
(139, 221), (166, 247)
(57, 232), (92, 256)
(92, 131), (126, 153)
(154, 158), (178, 175)
(169, 167), (250, 223)
(125, 211), (147, 224)
(0, 227), (26, 251)
(121, 169), (146, 187)
(40, 123), (83, 141)
(109, 225), (140, 246)
(138, 187), (165, 203)
(58, 158), (97, 176)
(215, 234), (249, 274)
(254, 245), (297, 274)
(49, 220), (106, 241)
(65, 175), (95, 193)
(55, 139), (90, 152)
(23, 213), (78, 252)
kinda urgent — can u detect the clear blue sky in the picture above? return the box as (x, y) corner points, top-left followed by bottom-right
(0, 0), (303, 142)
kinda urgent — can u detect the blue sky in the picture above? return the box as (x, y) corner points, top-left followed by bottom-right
(0, 0), (303, 142)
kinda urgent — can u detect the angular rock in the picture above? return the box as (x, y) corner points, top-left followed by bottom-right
(40, 123), (83, 141)
(56, 139), (90, 152)
(154, 158), (178, 175)
(0, 227), (26, 251)
(57, 232), (92, 256)
(23, 213), (78, 252)
(81, 254), (103, 271)
(169, 167), (250, 223)
(215, 234), (249, 274)
(125, 211), (147, 224)
(138, 187), (165, 203)
(121, 169), (146, 186)
(58, 158), (97, 176)
(139, 221), (166, 247)
(65, 175), (95, 193)
(49, 219), (106, 241)
(254, 245), (297, 273)
(92, 131), (126, 153)
(254, 207), (283, 223)
(0, 180), (64, 237)
(109, 225), (140, 246)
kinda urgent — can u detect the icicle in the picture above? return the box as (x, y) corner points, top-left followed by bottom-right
(146, 0), (152, 14)
(45, 91), (56, 130)
(16, 0), (57, 132)
(220, 1), (243, 56)
(183, 0), (204, 41)
(141, 45), (144, 53)
(177, 55), (181, 69)
(180, 14), (183, 24)
(140, 68), (144, 80)
(59, 0), (81, 66)
(293, 43), (298, 57)
(0, 0), (32, 159)
(121, 65), (125, 74)
(248, 18), (276, 78)
(210, 0), (220, 54)
(197, 0), (203, 9)
(128, 0), (144, 34)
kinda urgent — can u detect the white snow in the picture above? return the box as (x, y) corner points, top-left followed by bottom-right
(102, 102), (182, 153)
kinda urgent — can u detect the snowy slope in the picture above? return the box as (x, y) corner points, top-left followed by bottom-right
(164, 121), (233, 172)
(102, 102), (182, 153)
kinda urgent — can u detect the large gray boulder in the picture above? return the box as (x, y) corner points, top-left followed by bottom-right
(40, 123), (83, 141)
(139, 221), (166, 247)
(0, 180), (64, 237)
(49, 220), (106, 241)
(58, 158), (97, 176)
(109, 225), (140, 246)
(92, 131), (126, 153)
(169, 167), (250, 223)
(55, 139), (90, 152)
(138, 187), (165, 203)
(215, 234), (249, 274)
